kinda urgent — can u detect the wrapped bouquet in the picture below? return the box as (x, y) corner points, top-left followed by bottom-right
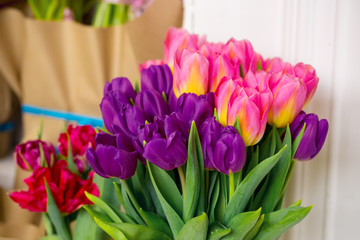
(83, 28), (329, 239)
(9, 28), (329, 240)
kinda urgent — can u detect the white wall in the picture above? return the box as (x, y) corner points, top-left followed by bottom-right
(183, 0), (360, 239)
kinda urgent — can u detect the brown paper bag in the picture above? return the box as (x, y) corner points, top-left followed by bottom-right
(0, 187), (43, 239)
(0, 6), (23, 157)
(0, 1), (182, 238)
(18, 0), (183, 143)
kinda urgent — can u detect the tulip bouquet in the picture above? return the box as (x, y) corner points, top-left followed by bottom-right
(9, 124), (111, 240)
(83, 28), (329, 240)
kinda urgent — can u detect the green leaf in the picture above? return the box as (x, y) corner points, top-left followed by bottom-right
(259, 126), (276, 162)
(209, 176), (220, 223)
(245, 146), (259, 177)
(254, 205), (312, 240)
(257, 60), (263, 71)
(243, 214), (264, 240)
(39, 143), (47, 168)
(147, 162), (184, 238)
(214, 177), (227, 223)
(222, 208), (261, 240)
(223, 146), (287, 224)
(145, 174), (165, 218)
(113, 182), (141, 224)
(94, 217), (128, 240)
(44, 180), (71, 240)
(85, 191), (122, 223)
(292, 123), (306, 158)
(290, 199), (302, 207)
(122, 182), (145, 224)
(195, 123), (206, 215)
(66, 133), (80, 175)
(147, 162), (183, 216)
(177, 213), (209, 240)
(208, 222), (231, 240)
(95, 218), (172, 240)
(183, 122), (201, 222)
(260, 126), (292, 214)
(74, 208), (109, 240)
(233, 116), (242, 136)
(42, 213), (54, 235)
(120, 180), (146, 225)
(84, 205), (112, 222)
(139, 208), (172, 237)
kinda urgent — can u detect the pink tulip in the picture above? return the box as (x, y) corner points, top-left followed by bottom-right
(173, 49), (209, 97)
(268, 73), (307, 127)
(199, 41), (225, 58)
(241, 71), (272, 95)
(221, 39), (262, 77)
(293, 63), (319, 106)
(164, 28), (205, 69)
(139, 59), (164, 72)
(227, 87), (272, 146)
(215, 77), (242, 126)
(208, 53), (237, 92)
(263, 57), (294, 75)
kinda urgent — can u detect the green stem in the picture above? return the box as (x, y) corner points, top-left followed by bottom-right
(178, 167), (186, 196)
(205, 170), (209, 200)
(229, 171), (235, 200)
(120, 180), (142, 211)
(42, 213), (54, 235)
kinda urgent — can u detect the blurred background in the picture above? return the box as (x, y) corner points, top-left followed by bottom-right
(1, 0), (360, 239)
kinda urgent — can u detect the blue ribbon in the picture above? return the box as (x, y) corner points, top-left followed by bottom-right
(21, 104), (104, 127)
(0, 122), (14, 132)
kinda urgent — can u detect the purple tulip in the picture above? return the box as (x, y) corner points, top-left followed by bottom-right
(135, 90), (170, 121)
(141, 64), (177, 111)
(176, 92), (215, 128)
(141, 64), (173, 98)
(133, 116), (166, 163)
(142, 113), (189, 170)
(290, 111), (329, 161)
(199, 117), (223, 170)
(100, 91), (131, 133)
(213, 126), (247, 175)
(86, 132), (138, 179)
(112, 104), (147, 138)
(104, 77), (136, 101)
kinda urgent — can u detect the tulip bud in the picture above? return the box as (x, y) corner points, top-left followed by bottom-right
(104, 77), (136, 101)
(263, 57), (294, 75)
(112, 104), (147, 137)
(86, 132), (138, 179)
(164, 27), (205, 69)
(214, 77), (241, 126)
(135, 90), (170, 121)
(208, 53), (237, 92)
(142, 113), (189, 170)
(14, 140), (56, 171)
(139, 59), (164, 72)
(227, 87), (272, 146)
(268, 73), (307, 128)
(290, 111), (329, 161)
(213, 126), (246, 175)
(199, 117), (223, 170)
(293, 63), (319, 106)
(176, 92), (214, 128)
(140, 64), (177, 111)
(173, 49), (209, 97)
